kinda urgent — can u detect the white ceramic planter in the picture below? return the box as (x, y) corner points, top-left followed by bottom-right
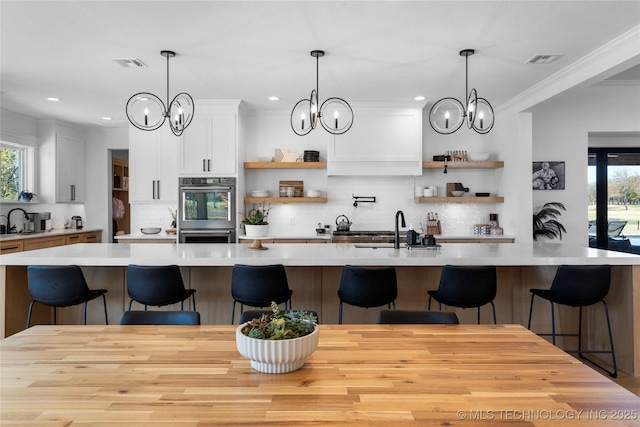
(244, 224), (268, 238)
(236, 324), (319, 373)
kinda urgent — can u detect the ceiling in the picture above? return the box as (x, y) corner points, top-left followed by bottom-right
(1, 1), (639, 130)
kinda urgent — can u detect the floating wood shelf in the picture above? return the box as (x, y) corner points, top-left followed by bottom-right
(423, 161), (504, 169)
(244, 162), (327, 169)
(414, 196), (504, 203)
(244, 197), (328, 204)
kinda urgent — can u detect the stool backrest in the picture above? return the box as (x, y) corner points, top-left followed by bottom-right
(338, 265), (397, 307)
(231, 264), (290, 304)
(127, 265), (186, 305)
(550, 265), (611, 305)
(120, 310), (201, 325)
(436, 265), (497, 307)
(27, 265), (90, 305)
(377, 310), (459, 324)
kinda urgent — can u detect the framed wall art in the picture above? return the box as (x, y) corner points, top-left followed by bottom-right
(532, 161), (565, 190)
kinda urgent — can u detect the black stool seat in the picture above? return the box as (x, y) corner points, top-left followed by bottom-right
(377, 309), (459, 324)
(120, 310), (200, 325)
(231, 264), (293, 323)
(127, 265), (196, 311)
(338, 265), (397, 324)
(27, 265), (108, 328)
(528, 264), (617, 377)
(428, 265), (497, 324)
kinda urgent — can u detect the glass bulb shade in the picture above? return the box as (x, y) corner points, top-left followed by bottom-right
(319, 97), (354, 135)
(429, 97), (464, 134)
(471, 97), (494, 134)
(126, 93), (167, 131)
(466, 88), (477, 129)
(290, 98), (314, 136)
(168, 92), (194, 136)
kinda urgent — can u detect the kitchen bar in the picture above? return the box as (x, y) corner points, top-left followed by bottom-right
(1, 242), (638, 377)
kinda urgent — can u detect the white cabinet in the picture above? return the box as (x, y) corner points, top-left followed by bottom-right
(327, 103), (425, 176)
(178, 100), (239, 176)
(129, 125), (178, 202)
(37, 120), (85, 203)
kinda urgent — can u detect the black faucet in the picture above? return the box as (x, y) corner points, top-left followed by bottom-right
(7, 208), (29, 234)
(394, 210), (406, 249)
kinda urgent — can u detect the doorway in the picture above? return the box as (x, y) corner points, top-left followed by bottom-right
(588, 147), (640, 254)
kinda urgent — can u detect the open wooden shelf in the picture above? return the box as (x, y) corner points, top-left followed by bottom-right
(244, 196), (328, 204)
(423, 161), (504, 169)
(244, 161), (327, 169)
(414, 196), (504, 203)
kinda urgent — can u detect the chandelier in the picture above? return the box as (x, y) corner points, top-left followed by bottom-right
(291, 50), (354, 136)
(429, 49), (494, 135)
(126, 50), (194, 136)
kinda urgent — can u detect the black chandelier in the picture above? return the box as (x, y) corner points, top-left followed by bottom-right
(429, 49), (494, 135)
(291, 50), (354, 136)
(126, 50), (194, 136)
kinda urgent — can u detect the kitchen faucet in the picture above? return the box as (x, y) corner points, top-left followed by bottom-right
(394, 210), (406, 249)
(7, 208), (29, 234)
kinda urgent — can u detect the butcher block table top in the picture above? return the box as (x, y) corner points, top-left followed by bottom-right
(2, 324), (639, 426)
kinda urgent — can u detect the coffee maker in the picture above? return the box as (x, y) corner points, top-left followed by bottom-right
(71, 215), (83, 229)
(36, 212), (52, 232)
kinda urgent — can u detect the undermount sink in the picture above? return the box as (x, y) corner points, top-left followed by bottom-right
(353, 243), (396, 249)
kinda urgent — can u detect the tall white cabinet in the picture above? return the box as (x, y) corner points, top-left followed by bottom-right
(129, 125), (178, 202)
(178, 100), (240, 176)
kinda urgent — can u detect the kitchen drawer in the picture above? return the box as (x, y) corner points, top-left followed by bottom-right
(0, 239), (24, 254)
(65, 231), (102, 245)
(24, 235), (66, 251)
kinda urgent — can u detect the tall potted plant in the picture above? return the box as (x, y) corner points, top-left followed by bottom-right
(533, 202), (566, 240)
(242, 203), (270, 238)
(236, 302), (319, 373)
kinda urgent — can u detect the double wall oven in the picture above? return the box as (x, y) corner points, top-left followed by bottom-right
(178, 177), (236, 243)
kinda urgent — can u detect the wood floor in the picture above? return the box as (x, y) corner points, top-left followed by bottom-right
(584, 357), (640, 396)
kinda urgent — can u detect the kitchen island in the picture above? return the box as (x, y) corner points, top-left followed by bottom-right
(1, 242), (638, 376)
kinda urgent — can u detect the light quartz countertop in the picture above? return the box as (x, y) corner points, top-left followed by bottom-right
(0, 228), (102, 242)
(1, 242), (638, 267)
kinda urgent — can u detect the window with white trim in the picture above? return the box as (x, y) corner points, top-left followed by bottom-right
(0, 141), (35, 200)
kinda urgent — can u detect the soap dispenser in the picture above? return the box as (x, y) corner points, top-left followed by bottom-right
(406, 224), (419, 246)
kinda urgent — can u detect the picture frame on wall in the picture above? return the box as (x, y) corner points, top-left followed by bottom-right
(532, 161), (565, 190)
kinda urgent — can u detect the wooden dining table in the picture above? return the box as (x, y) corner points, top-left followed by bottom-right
(1, 324), (639, 426)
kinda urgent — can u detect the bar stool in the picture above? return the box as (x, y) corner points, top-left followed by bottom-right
(120, 310), (201, 325)
(230, 264), (293, 324)
(377, 309), (459, 324)
(427, 265), (497, 324)
(527, 264), (617, 377)
(26, 265), (109, 328)
(126, 265), (196, 311)
(337, 265), (397, 324)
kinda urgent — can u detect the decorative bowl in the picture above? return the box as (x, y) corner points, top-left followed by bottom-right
(468, 152), (490, 162)
(250, 190), (270, 198)
(450, 191), (465, 197)
(140, 227), (161, 234)
(306, 190), (321, 198)
(236, 323), (319, 373)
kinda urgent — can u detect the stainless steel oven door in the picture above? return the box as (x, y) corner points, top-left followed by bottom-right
(179, 177), (236, 231)
(178, 229), (236, 243)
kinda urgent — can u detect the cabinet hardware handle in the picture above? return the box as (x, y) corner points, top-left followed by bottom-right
(203, 159), (206, 172)
(157, 181), (160, 199)
(1, 245), (20, 251)
(208, 159), (211, 171)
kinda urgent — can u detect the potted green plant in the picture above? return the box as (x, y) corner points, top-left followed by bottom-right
(236, 302), (319, 373)
(533, 202), (566, 240)
(242, 203), (270, 237)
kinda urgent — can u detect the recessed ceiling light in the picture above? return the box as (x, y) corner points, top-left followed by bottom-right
(46, 97), (60, 102)
(526, 54), (565, 64)
(268, 96), (279, 101)
(102, 117), (112, 121)
(414, 96), (426, 101)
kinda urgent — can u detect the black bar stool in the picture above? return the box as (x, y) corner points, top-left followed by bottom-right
(230, 264), (293, 324)
(26, 265), (108, 328)
(337, 265), (397, 324)
(527, 264), (617, 377)
(126, 265), (196, 311)
(427, 265), (497, 324)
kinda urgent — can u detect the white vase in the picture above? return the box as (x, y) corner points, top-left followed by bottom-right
(245, 224), (268, 238)
(236, 324), (319, 373)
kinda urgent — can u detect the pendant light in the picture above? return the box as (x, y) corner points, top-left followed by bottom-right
(291, 50), (354, 136)
(126, 50), (194, 136)
(429, 49), (494, 135)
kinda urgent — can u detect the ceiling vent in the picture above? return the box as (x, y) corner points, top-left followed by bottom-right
(113, 58), (148, 68)
(526, 54), (564, 64)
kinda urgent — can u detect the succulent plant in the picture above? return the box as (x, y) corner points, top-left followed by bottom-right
(240, 301), (317, 340)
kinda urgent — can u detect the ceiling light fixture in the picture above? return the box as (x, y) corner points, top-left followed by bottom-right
(47, 97), (60, 102)
(291, 50), (353, 136)
(414, 96), (426, 101)
(125, 50), (194, 136)
(268, 96), (280, 101)
(429, 49), (494, 135)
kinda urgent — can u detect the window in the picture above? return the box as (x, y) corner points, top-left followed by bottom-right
(0, 141), (35, 200)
